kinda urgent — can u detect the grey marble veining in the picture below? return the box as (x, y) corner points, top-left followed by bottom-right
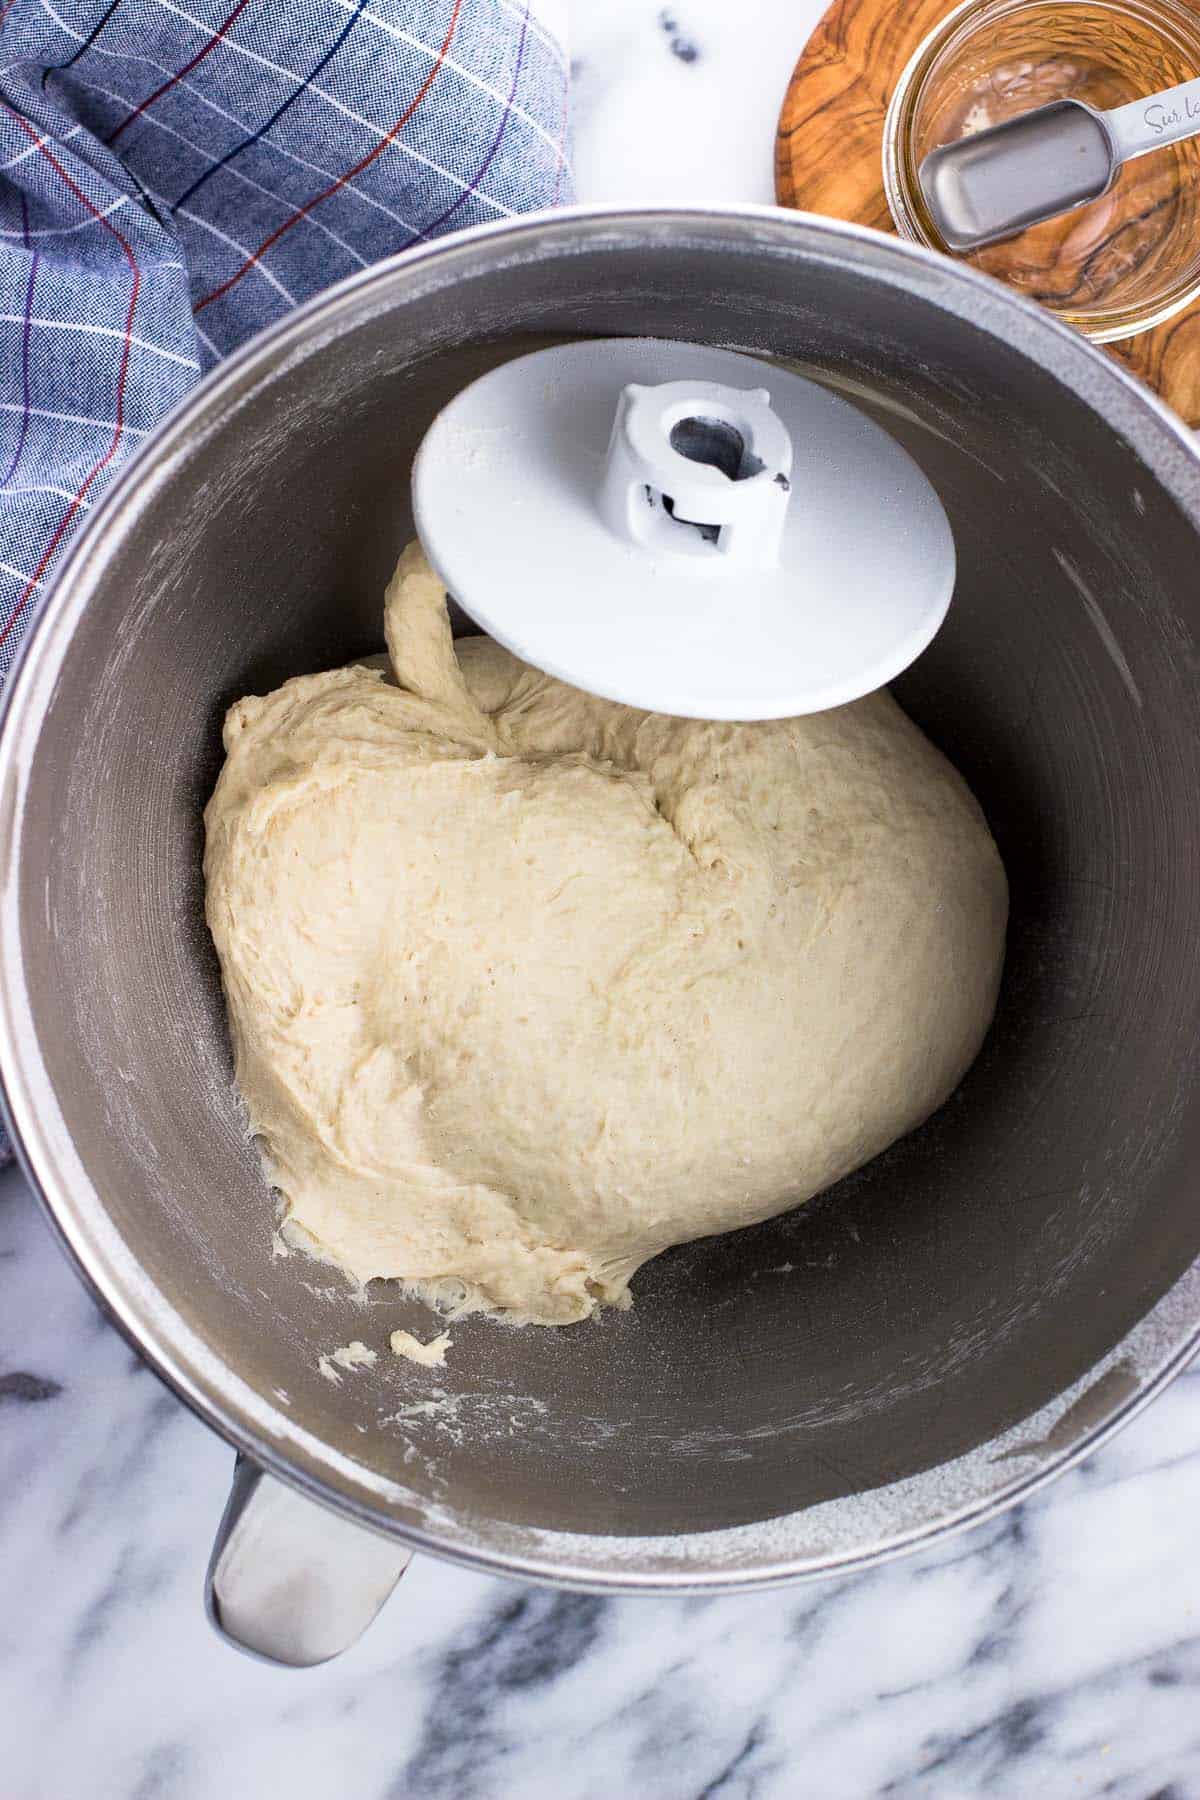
(3, 2), (1200, 1795)
(4, 1148), (1200, 1799)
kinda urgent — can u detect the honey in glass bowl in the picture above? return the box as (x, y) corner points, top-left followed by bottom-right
(883, 0), (1200, 341)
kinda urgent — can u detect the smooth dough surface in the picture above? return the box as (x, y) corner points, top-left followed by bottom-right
(205, 544), (1007, 1326)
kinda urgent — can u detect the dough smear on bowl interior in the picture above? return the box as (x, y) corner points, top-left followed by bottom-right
(204, 544), (1008, 1327)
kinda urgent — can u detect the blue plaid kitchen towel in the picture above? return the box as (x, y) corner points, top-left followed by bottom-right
(0, 0), (571, 1161)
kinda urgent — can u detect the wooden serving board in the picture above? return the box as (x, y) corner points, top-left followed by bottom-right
(775, 0), (1200, 425)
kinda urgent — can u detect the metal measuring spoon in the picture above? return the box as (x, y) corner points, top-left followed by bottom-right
(920, 77), (1200, 252)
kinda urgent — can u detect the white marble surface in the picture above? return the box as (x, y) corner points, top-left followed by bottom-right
(4, 2), (1200, 1795)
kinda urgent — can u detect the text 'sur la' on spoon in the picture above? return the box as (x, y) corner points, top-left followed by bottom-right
(920, 75), (1200, 253)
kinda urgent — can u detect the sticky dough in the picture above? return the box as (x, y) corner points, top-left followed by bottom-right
(204, 544), (1007, 1326)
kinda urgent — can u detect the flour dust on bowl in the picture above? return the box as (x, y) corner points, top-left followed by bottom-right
(3, 210), (1200, 1664)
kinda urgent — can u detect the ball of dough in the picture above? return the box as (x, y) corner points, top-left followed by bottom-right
(204, 545), (1007, 1325)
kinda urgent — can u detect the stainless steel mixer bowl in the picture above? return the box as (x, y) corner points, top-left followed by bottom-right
(4, 207), (1200, 1643)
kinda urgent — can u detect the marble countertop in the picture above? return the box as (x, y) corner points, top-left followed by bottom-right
(3, 2), (1200, 1795)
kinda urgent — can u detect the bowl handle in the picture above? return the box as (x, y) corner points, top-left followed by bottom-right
(205, 1454), (411, 1666)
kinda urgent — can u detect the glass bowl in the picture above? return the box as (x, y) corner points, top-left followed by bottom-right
(883, 0), (1200, 341)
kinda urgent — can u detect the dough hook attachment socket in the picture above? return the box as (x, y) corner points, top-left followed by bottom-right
(599, 378), (793, 569)
(412, 338), (955, 720)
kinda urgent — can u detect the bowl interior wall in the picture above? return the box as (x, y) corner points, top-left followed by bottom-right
(13, 235), (1200, 1537)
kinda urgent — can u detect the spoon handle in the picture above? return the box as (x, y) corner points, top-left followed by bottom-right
(1103, 76), (1200, 164)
